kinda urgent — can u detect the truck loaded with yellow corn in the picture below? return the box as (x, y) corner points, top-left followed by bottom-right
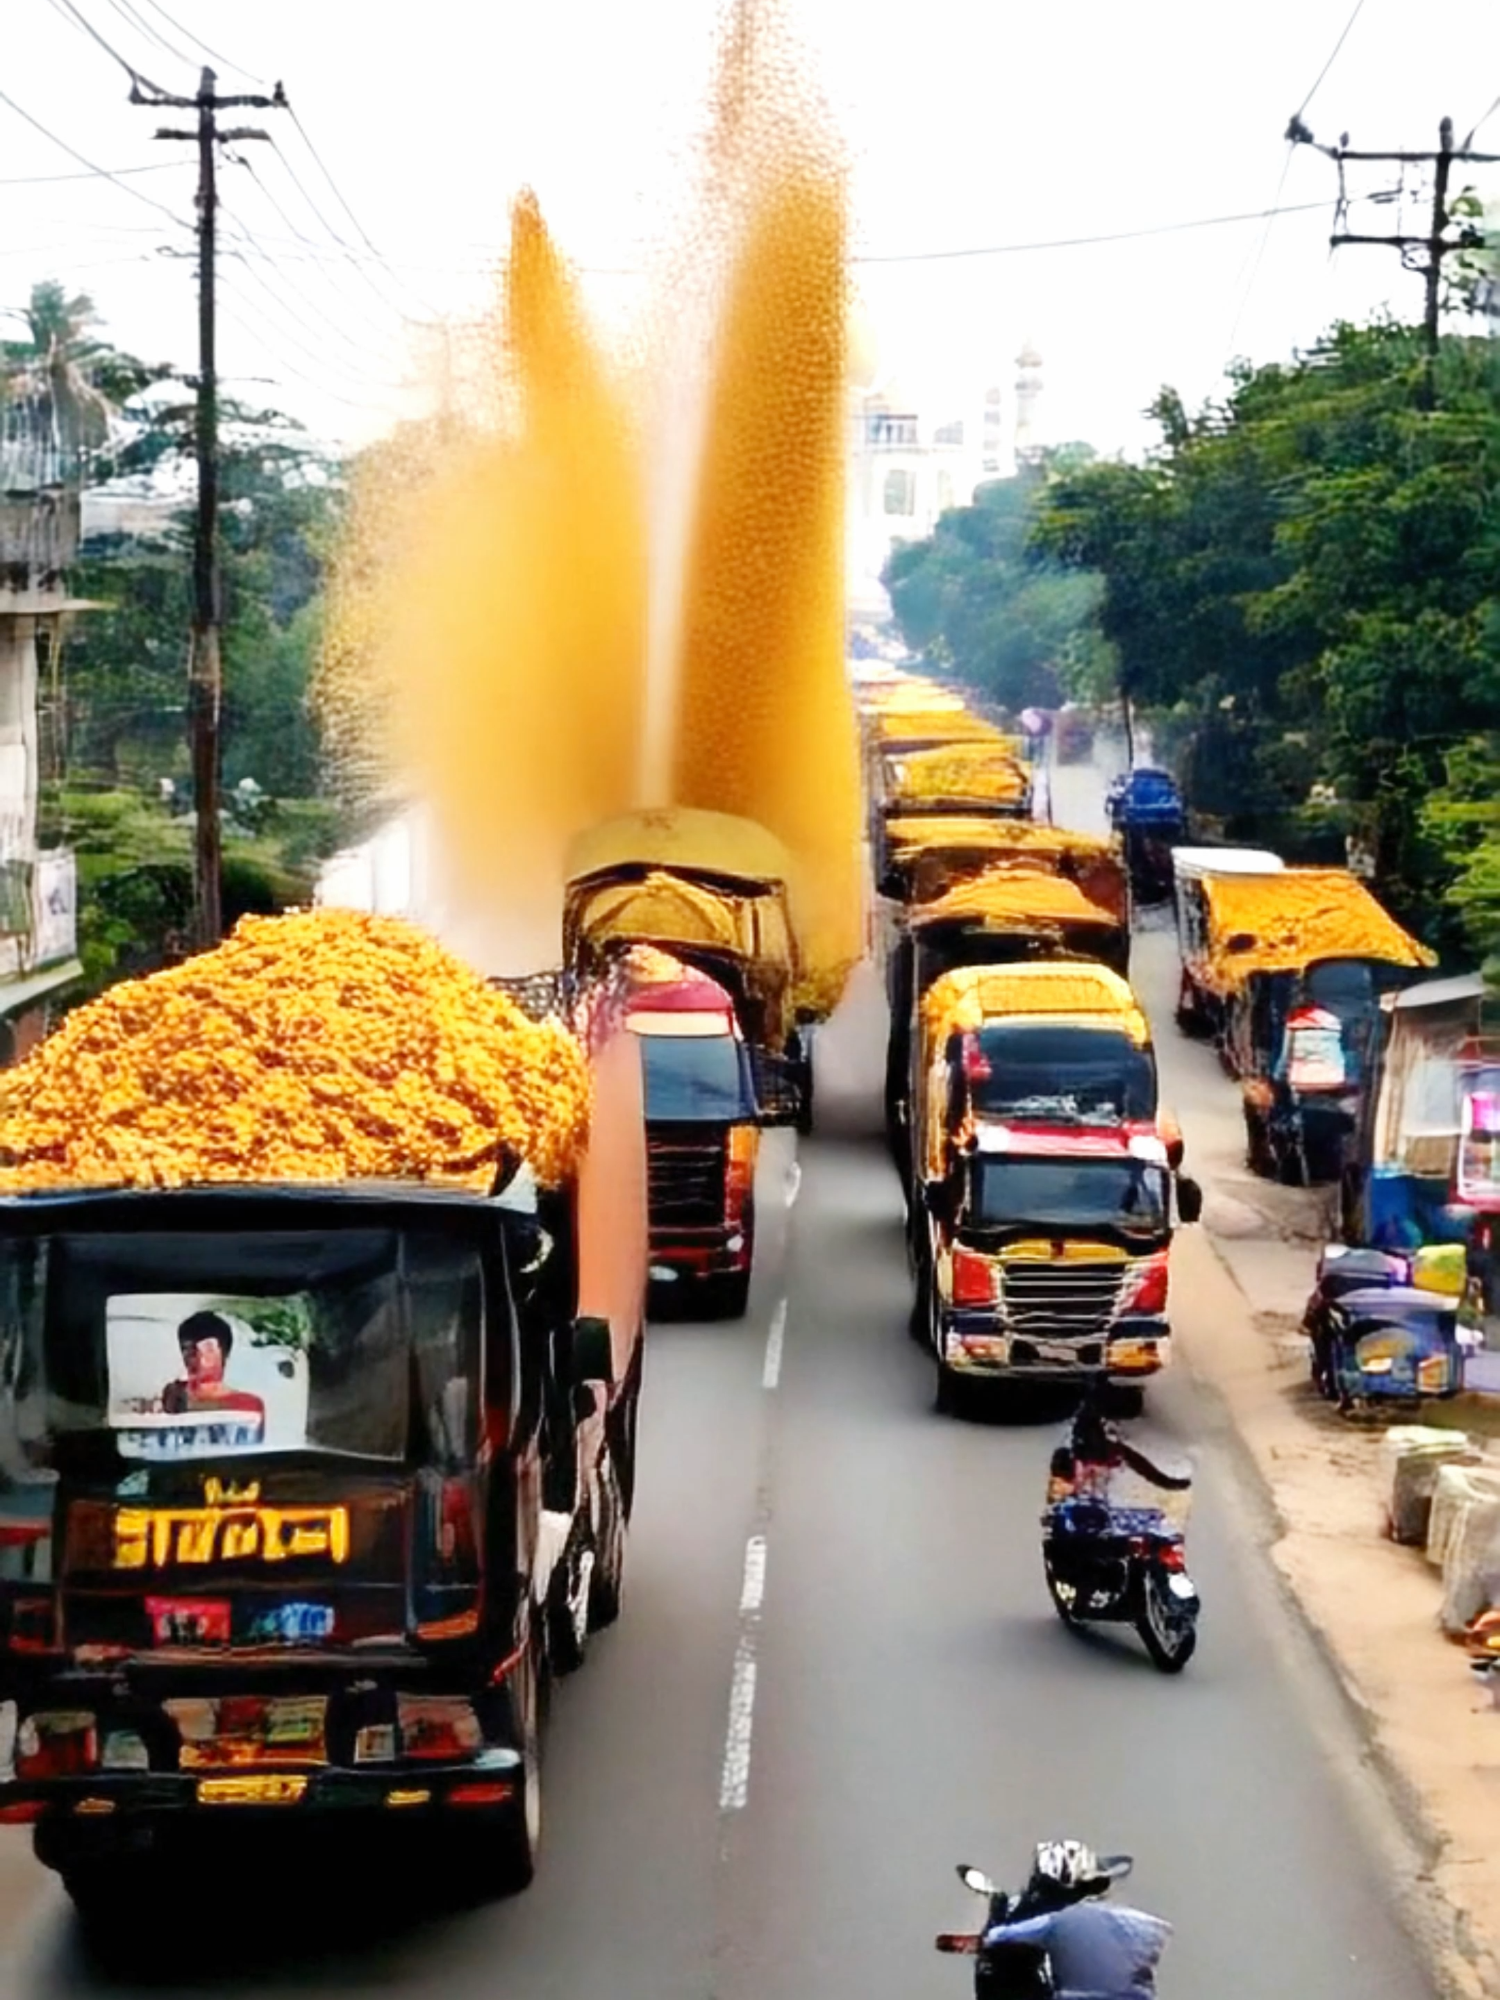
(856, 673), (1200, 1412)
(1171, 850), (1435, 1185)
(0, 907), (646, 1910)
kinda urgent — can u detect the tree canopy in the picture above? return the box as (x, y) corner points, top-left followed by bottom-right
(1032, 320), (1500, 958)
(882, 451), (1114, 712)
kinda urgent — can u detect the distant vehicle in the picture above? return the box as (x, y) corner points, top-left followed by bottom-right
(1105, 768), (1185, 907)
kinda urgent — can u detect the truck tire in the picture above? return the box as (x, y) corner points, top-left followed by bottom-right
(588, 1451), (626, 1632)
(545, 1525), (593, 1677)
(706, 1267), (752, 1321)
(1243, 1103), (1274, 1178)
(935, 1362), (966, 1416)
(452, 1646), (543, 1901)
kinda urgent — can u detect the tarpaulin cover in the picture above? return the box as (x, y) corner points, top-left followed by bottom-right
(868, 709), (1005, 750)
(911, 868), (1122, 937)
(920, 961), (1150, 1048)
(886, 742), (1030, 807)
(1202, 868), (1435, 992)
(565, 807), (793, 893)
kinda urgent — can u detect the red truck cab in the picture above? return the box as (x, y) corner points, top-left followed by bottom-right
(625, 954), (760, 1320)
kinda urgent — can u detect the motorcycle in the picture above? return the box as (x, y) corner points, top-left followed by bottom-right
(1042, 1474), (1199, 1673)
(935, 1857), (1134, 1998)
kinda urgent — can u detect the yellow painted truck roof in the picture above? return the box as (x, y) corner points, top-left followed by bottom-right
(1202, 867), (1435, 987)
(565, 807), (794, 892)
(920, 960), (1151, 1047)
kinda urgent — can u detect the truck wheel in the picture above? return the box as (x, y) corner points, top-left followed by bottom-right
(1243, 1103), (1273, 1177)
(705, 1267), (751, 1320)
(1104, 1383), (1145, 1419)
(935, 1362), (966, 1416)
(545, 1527), (593, 1677)
(588, 1452), (626, 1632)
(454, 1649), (543, 1901)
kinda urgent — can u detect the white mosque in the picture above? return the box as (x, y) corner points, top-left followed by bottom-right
(846, 304), (1046, 624)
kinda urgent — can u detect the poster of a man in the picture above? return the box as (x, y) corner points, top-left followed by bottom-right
(160, 1311), (266, 1422)
(107, 1293), (311, 1460)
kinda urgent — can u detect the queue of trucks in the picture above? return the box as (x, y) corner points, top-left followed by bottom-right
(856, 671), (1201, 1411)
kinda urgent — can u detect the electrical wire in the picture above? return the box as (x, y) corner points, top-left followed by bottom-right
(216, 292), (395, 418)
(261, 139), (432, 321)
(0, 86), (190, 227)
(1294, 0), (1368, 120)
(1225, 150), (1299, 356)
(0, 161), (177, 186)
(217, 264), (406, 395)
(100, 0), (193, 69)
(136, 0), (267, 85)
(44, 0), (170, 98)
(1462, 92), (1500, 151)
(852, 200), (1331, 265)
(283, 109), (437, 317)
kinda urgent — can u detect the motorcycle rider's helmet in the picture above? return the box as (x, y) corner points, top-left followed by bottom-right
(1029, 1840), (1111, 1904)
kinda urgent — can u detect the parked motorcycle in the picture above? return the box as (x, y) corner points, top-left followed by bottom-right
(935, 1857), (1134, 1998)
(1042, 1479), (1199, 1673)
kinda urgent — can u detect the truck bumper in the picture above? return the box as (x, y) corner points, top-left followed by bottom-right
(12, 1753), (525, 1857)
(940, 1310), (1171, 1381)
(647, 1228), (752, 1287)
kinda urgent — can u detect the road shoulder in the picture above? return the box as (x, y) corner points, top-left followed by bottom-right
(1173, 1224), (1500, 2000)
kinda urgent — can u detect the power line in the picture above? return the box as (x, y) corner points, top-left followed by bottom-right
(100, 0), (193, 68)
(0, 160), (177, 186)
(852, 200), (1332, 265)
(1294, 0), (1369, 121)
(0, 85), (189, 227)
(1226, 148), (1299, 356)
(285, 107), (403, 279)
(1462, 92), (1500, 151)
(44, 0), (170, 97)
(136, 0), (267, 85)
(262, 137), (431, 321)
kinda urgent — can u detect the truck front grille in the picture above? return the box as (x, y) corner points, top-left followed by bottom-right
(647, 1130), (728, 1231)
(1000, 1261), (1125, 1341)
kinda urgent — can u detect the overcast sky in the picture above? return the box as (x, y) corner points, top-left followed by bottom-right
(4, 0), (1498, 458)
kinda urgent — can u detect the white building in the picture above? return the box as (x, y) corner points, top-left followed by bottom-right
(845, 312), (1046, 622)
(0, 392), (85, 1063)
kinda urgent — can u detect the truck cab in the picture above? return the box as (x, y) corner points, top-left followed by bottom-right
(624, 953), (760, 1320)
(922, 1124), (1201, 1410)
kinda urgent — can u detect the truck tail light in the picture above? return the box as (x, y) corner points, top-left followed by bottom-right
(1120, 1255), (1169, 1317)
(726, 1123), (758, 1219)
(950, 1248), (995, 1308)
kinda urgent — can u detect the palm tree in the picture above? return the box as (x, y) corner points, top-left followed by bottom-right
(1, 282), (119, 485)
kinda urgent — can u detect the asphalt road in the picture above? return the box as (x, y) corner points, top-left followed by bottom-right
(0, 755), (1437, 1999)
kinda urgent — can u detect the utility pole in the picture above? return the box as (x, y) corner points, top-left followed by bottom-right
(137, 67), (286, 948)
(1288, 115), (1499, 409)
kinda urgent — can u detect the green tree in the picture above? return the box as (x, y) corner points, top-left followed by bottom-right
(882, 461), (1110, 712)
(1032, 319), (1500, 951)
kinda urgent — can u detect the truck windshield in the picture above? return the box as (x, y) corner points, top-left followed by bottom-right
(959, 1025), (1156, 1124)
(970, 1158), (1169, 1233)
(0, 1228), (484, 1473)
(640, 1033), (755, 1123)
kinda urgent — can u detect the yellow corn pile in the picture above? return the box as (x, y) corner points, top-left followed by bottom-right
(0, 911), (590, 1194)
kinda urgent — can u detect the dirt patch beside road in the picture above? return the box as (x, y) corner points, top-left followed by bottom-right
(1174, 1225), (1500, 1999)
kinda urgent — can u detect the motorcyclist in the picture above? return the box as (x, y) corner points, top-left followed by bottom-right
(1046, 1387), (1193, 1506)
(980, 1841), (1171, 2000)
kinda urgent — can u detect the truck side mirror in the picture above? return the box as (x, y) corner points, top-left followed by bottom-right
(571, 1314), (614, 1386)
(1177, 1176), (1204, 1226)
